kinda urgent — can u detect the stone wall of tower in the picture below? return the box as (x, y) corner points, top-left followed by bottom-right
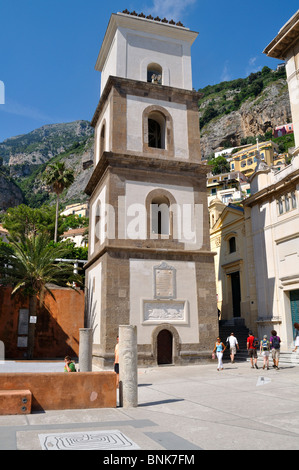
(92, 77), (202, 165)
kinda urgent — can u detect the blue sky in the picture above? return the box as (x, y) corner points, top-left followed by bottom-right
(0, 0), (297, 142)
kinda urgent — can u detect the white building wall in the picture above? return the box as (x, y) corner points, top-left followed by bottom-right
(285, 43), (299, 152)
(250, 161), (299, 349)
(100, 33), (120, 94)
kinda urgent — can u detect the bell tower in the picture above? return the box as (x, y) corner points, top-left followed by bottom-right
(84, 11), (218, 368)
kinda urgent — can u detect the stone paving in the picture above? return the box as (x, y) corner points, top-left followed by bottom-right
(1, 360), (299, 451)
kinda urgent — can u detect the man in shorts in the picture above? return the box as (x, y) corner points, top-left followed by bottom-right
(226, 332), (239, 363)
(247, 332), (258, 369)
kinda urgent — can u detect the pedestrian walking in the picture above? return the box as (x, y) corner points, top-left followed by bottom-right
(270, 330), (281, 370)
(260, 335), (270, 370)
(114, 335), (119, 388)
(247, 331), (259, 369)
(226, 332), (239, 363)
(213, 337), (226, 371)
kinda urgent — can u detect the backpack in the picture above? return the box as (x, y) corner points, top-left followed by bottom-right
(262, 339), (269, 351)
(272, 336), (280, 349)
(253, 337), (259, 348)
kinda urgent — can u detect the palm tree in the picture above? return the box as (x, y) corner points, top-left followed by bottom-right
(43, 162), (74, 242)
(0, 233), (82, 359)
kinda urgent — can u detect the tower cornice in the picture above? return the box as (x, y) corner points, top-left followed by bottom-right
(91, 75), (202, 128)
(85, 151), (209, 196)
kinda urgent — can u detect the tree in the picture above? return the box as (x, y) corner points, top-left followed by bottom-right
(261, 66), (272, 76)
(2, 204), (56, 239)
(250, 79), (263, 97)
(60, 214), (89, 232)
(0, 233), (82, 359)
(208, 156), (231, 175)
(42, 162), (74, 242)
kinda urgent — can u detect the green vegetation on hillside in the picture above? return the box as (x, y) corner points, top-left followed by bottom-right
(14, 138), (92, 208)
(272, 133), (295, 154)
(199, 66), (286, 129)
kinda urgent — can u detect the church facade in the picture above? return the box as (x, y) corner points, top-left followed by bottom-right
(84, 11), (218, 368)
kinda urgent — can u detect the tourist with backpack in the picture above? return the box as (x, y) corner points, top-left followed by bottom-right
(270, 330), (281, 370)
(247, 332), (259, 369)
(260, 335), (270, 370)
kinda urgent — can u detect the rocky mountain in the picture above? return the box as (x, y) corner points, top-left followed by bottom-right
(198, 68), (292, 159)
(0, 120), (94, 169)
(0, 174), (24, 211)
(0, 121), (94, 211)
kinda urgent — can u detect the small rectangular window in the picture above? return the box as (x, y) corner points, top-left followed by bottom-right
(278, 198), (284, 215)
(229, 237), (236, 253)
(291, 191), (297, 209)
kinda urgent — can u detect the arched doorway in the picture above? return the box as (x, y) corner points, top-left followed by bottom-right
(157, 329), (173, 365)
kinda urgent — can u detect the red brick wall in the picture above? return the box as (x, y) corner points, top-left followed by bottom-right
(0, 287), (84, 359)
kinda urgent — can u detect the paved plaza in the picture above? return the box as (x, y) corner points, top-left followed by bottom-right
(0, 359), (299, 451)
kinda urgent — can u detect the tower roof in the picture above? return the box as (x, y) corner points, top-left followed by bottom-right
(95, 11), (198, 71)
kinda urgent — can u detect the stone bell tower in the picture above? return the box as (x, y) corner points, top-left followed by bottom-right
(84, 10), (218, 368)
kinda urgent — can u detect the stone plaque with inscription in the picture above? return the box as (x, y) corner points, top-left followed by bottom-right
(154, 262), (176, 299)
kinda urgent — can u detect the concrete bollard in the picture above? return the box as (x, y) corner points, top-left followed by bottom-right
(119, 325), (138, 408)
(79, 328), (93, 371)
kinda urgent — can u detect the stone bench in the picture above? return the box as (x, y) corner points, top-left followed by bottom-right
(0, 372), (116, 413)
(0, 389), (32, 415)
